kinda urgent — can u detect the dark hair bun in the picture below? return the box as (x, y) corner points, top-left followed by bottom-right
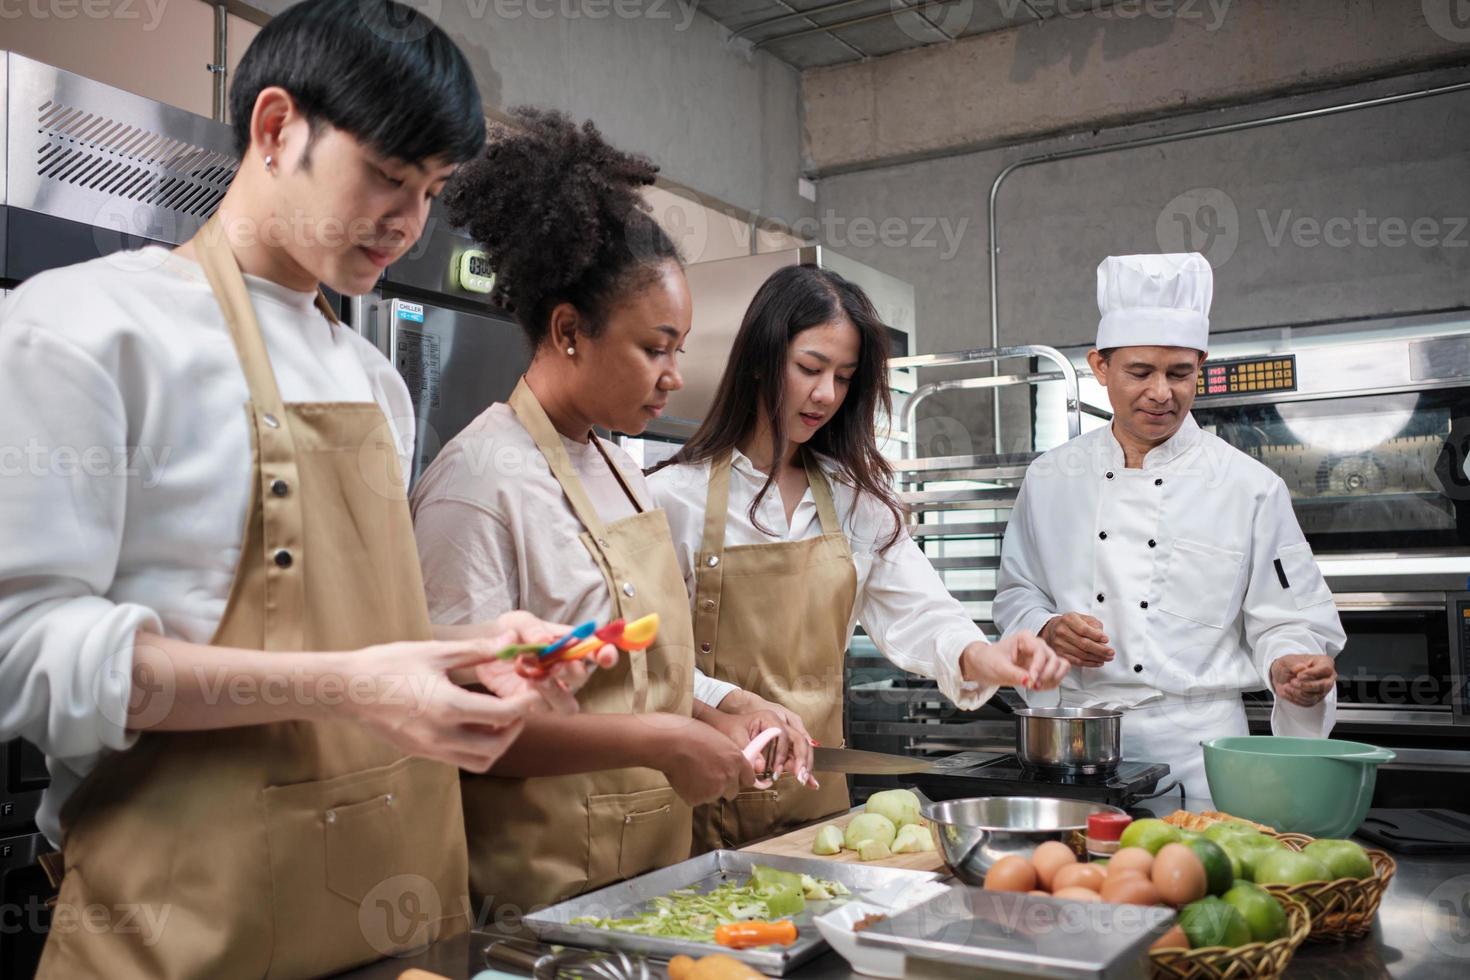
(442, 106), (680, 344)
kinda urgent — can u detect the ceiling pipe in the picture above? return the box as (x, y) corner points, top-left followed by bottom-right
(983, 77), (1470, 452)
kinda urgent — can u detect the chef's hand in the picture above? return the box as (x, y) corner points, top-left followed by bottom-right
(1270, 654), (1337, 708)
(961, 632), (1069, 691)
(339, 635), (548, 773)
(652, 714), (758, 806)
(702, 694), (818, 788)
(1039, 613), (1114, 667)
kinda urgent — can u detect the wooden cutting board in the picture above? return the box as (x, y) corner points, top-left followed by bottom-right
(741, 812), (948, 873)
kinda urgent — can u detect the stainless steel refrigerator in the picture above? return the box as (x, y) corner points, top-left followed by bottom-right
(357, 218), (531, 488)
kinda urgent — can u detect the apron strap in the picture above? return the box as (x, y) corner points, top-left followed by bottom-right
(508, 378), (646, 539)
(701, 449), (843, 556)
(191, 215), (319, 651)
(589, 437), (647, 516)
(699, 453), (736, 559)
(803, 451), (843, 537)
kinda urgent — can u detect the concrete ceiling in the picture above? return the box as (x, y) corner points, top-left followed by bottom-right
(699, 0), (1120, 70)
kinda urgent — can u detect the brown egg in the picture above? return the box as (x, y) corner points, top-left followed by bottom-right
(1052, 862), (1107, 893)
(1052, 886), (1103, 903)
(1100, 872), (1163, 906)
(1150, 924), (1190, 951)
(1151, 843), (1207, 906)
(984, 855), (1037, 892)
(1031, 840), (1078, 891)
(1107, 847), (1155, 879)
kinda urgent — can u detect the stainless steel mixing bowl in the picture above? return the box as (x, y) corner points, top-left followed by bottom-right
(922, 796), (1128, 884)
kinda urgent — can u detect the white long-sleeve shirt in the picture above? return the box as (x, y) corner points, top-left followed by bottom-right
(409, 402), (732, 707)
(993, 415), (1345, 735)
(647, 450), (996, 711)
(0, 248), (413, 845)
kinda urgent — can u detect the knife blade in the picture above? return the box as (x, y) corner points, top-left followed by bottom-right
(811, 747), (945, 775)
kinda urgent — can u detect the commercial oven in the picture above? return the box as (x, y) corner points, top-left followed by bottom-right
(1184, 313), (1470, 798)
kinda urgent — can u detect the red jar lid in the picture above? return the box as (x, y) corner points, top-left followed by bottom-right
(1087, 812), (1132, 842)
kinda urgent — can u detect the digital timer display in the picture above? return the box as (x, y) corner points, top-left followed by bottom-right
(1196, 355), (1297, 398)
(454, 249), (496, 294)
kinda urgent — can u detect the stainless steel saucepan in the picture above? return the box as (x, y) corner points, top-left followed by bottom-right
(1013, 706), (1122, 775)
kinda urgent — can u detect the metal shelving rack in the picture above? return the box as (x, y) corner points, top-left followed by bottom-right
(846, 346), (1087, 771)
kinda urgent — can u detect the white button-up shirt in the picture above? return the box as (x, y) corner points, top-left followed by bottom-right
(0, 248), (413, 844)
(648, 450), (996, 711)
(993, 415), (1345, 737)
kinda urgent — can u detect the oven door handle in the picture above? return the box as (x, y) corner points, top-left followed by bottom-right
(1335, 603), (1446, 613)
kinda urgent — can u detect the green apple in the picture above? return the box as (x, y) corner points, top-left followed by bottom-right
(811, 824), (845, 856)
(1221, 834), (1285, 882)
(891, 823), (935, 854)
(844, 813), (896, 850)
(1221, 882), (1289, 943)
(1302, 840), (1374, 881)
(1119, 818), (1182, 855)
(1204, 821), (1259, 844)
(1253, 850), (1333, 886)
(865, 789), (923, 829)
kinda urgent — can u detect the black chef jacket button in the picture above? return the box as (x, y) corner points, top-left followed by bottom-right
(270, 479), (289, 497)
(1134, 664), (1144, 673)
(273, 549), (293, 569)
(1148, 539), (1157, 548)
(1154, 478), (1164, 486)
(1140, 600), (1149, 609)
(1096, 593), (1105, 603)
(1106, 471), (1115, 480)
(1099, 531), (1108, 540)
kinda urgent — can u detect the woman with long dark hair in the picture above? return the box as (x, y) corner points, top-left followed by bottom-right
(648, 264), (1068, 851)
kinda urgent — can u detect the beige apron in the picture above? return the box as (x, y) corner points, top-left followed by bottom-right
(690, 451), (857, 852)
(36, 218), (468, 980)
(461, 380), (695, 916)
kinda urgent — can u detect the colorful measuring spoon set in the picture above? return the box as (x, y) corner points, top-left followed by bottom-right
(498, 614), (660, 679)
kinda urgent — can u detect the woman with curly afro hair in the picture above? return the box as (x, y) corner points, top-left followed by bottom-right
(410, 108), (805, 914)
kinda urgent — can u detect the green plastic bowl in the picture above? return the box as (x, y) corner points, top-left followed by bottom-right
(1202, 736), (1395, 838)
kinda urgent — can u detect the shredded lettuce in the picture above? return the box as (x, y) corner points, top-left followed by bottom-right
(569, 865), (849, 943)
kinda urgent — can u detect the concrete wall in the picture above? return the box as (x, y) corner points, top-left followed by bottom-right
(815, 68), (1470, 456)
(804, 0), (1470, 175)
(240, 0), (813, 228)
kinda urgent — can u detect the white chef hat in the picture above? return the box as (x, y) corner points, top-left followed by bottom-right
(1096, 253), (1212, 353)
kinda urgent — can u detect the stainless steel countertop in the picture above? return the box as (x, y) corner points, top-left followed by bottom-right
(335, 797), (1470, 979)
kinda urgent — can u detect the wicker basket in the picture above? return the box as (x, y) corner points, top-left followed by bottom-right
(1259, 833), (1396, 941)
(1149, 895), (1311, 980)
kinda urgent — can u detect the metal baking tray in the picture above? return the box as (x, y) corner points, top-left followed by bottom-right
(522, 850), (944, 976)
(856, 884), (1175, 979)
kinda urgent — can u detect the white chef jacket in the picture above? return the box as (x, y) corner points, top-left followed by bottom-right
(0, 247), (414, 845)
(410, 402), (732, 707)
(648, 450), (997, 712)
(994, 415), (1345, 737)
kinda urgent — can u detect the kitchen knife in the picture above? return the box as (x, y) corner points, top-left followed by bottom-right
(811, 746), (946, 775)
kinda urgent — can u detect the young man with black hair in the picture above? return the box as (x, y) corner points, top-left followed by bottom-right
(0, 2), (602, 976)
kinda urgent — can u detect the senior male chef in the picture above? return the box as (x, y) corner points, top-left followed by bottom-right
(993, 252), (1346, 800)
